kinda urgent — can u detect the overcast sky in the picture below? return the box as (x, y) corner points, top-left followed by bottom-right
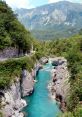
(4, 0), (82, 9)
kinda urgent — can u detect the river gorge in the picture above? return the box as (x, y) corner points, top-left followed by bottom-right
(0, 57), (69, 117)
(23, 62), (61, 117)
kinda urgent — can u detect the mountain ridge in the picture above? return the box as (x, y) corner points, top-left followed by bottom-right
(15, 1), (82, 40)
(16, 1), (82, 11)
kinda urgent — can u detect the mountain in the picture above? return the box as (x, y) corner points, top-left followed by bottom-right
(15, 1), (82, 40)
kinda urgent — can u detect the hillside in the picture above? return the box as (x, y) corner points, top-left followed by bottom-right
(0, 1), (36, 89)
(15, 1), (82, 40)
(35, 32), (82, 116)
(0, 1), (33, 53)
(0, 1), (82, 117)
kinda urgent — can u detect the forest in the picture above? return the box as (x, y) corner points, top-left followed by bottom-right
(0, 1), (82, 117)
(34, 34), (82, 116)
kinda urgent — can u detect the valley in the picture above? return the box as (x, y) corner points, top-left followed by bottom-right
(15, 1), (82, 40)
(0, 1), (82, 117)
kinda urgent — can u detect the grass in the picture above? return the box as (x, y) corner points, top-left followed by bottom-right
(0, 55), (36, 89)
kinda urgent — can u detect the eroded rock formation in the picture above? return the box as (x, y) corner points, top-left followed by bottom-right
(21, 69), (35, 97)
(48, 57), (70, 112)
(0, 78), (26, 117)
(0, 68), (36, 117)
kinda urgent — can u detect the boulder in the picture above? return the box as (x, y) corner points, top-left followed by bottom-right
(40, 57), (48, 64)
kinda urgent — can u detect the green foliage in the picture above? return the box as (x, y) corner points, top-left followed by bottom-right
(74, 105), (82, 117)
(0, 77), (11, 89)
(0, 1), (32, 52)
(79, 29), (82, 35)
(59, 105), (82, 117)
(0, 112), (3, 117)
(32, 39), (47, 59)
(0, 56), (36, 89)
(59, 112), (74, 117)
(0, 1), (35, 90)
(0, 2), (82, 117)
(38, 34), (82, 114)
(31, 28), (78, 40)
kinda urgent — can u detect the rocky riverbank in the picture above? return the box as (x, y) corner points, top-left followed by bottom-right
(0, 78), (26, 117)
(0, 60), (43, 117)
(0, 68), (37, 117)
(0, 56), (69, 116)
(48, 57), (70, 112)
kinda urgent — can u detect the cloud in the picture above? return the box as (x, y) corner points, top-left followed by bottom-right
(48, 0), (82, 3)
(4, 0), (34, 9)
(4, 0), (82, 9)
(48, 0), (62, 3)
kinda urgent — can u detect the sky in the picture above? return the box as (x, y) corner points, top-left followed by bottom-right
(3, 0), (82, 9)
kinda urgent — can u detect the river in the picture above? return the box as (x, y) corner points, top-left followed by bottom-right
(23, 63), (60, 117)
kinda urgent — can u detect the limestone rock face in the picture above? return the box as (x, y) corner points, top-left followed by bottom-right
(0, 47), (19, 61)
(21, 70), (34, 97)
(15, 1), (82, 39)
(48, 57), (70, 111)
(40, 57), (48, 64)
(1, 78), (27, 117)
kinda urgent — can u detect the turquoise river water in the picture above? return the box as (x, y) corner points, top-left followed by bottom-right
(23, 63), (60, 117)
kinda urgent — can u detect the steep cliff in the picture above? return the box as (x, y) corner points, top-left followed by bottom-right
(0, 1), (36, 116)
(0, 78), (26, 117)
(0, 68), (36, 117)
(21, 69), (35, 97)
(48, 57), (70, 112)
